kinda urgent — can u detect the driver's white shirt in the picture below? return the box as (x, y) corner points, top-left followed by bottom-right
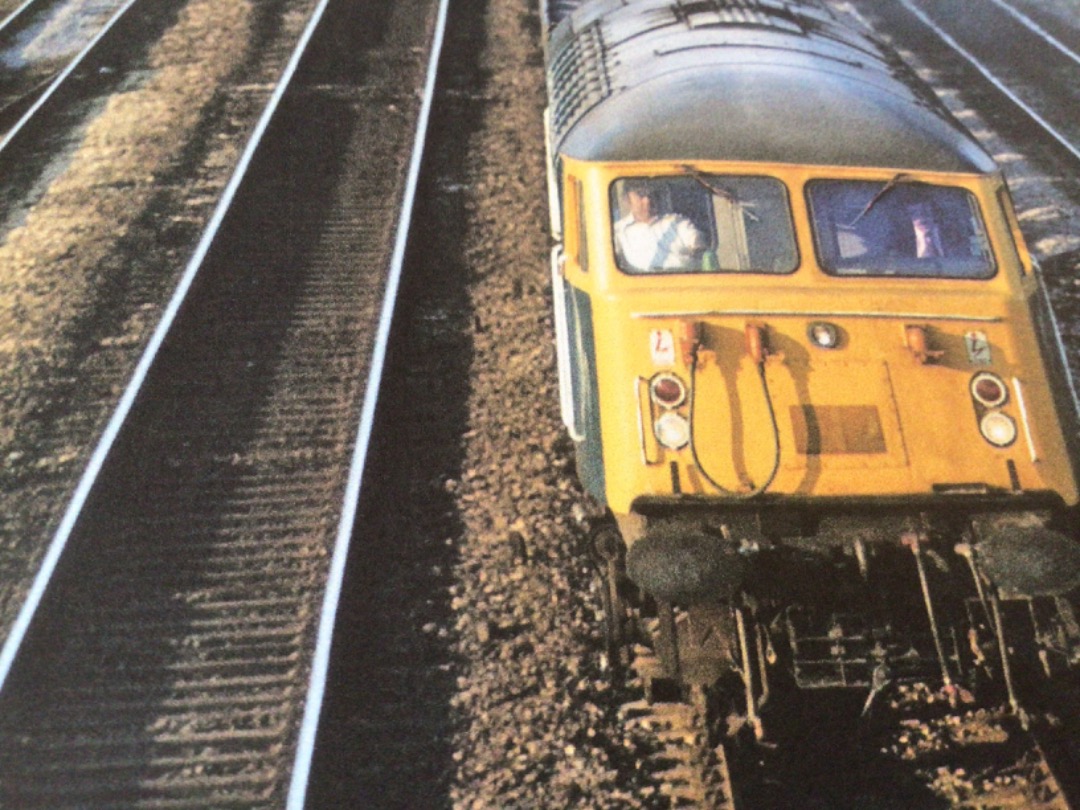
(614, 213), (702, 271)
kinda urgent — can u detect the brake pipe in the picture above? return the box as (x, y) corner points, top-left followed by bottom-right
(686, 326), (780, 498)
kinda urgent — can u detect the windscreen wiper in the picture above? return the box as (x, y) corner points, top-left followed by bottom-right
(846, 172), (918, 228)
(681, 166), (760, 222)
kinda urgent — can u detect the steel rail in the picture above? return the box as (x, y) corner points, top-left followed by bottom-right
(283, 0), (451, 803)
(0, 0), (334, 692)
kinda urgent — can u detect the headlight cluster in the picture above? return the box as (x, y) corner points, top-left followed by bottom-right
(650, 373), (690, 450)
(970, 372), (1016, 448)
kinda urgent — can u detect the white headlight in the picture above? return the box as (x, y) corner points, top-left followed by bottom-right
(807, 321), (840, 349)
(654, 412), (690, 450)
(980, 411), (1017, 448)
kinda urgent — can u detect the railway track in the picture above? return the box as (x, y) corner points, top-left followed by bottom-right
(0, 0), (183, 157)
(884, 0), (1080, 164)
(622, 644), (738, 808)
(0, 0), (321, 644)
(0, 0), (448, 805)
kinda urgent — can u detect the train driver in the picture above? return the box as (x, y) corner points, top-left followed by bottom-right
(613, 179), (704, 272)
(907, 201), (948, 258)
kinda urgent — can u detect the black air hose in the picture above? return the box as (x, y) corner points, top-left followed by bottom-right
(687, 345), (781, 498)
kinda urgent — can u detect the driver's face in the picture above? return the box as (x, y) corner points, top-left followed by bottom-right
(627, 189), (656, 222)
(908, 202), (934, 228)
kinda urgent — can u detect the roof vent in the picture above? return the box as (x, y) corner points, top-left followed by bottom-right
(673, 0), (802, 32)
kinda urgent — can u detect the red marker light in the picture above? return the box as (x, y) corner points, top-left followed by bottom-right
(971, 372), (1007, 408)
(650, 373), (686, 409)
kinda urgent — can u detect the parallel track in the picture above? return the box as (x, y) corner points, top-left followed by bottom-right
(0, 0), (445, 805)
(842, 0), (1080, 169)
(0, 0), (121, 120)
(0, 0), (322, 648)
(892, 0), (1080, 164)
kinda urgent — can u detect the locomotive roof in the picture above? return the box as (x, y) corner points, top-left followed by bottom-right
(546, 0), (996, 173)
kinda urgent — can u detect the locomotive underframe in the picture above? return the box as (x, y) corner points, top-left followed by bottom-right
(621, 492), (1075, 598)
(593, 497), (1080, 736)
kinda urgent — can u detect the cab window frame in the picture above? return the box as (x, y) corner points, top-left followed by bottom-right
(805, 178), (998, 281)
(608, 173), (800, 277)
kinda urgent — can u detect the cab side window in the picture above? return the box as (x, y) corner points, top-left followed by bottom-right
(565, 176), (588, 272)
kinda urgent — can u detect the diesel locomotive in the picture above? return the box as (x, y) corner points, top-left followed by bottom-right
(542, 0), (1080, 722)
